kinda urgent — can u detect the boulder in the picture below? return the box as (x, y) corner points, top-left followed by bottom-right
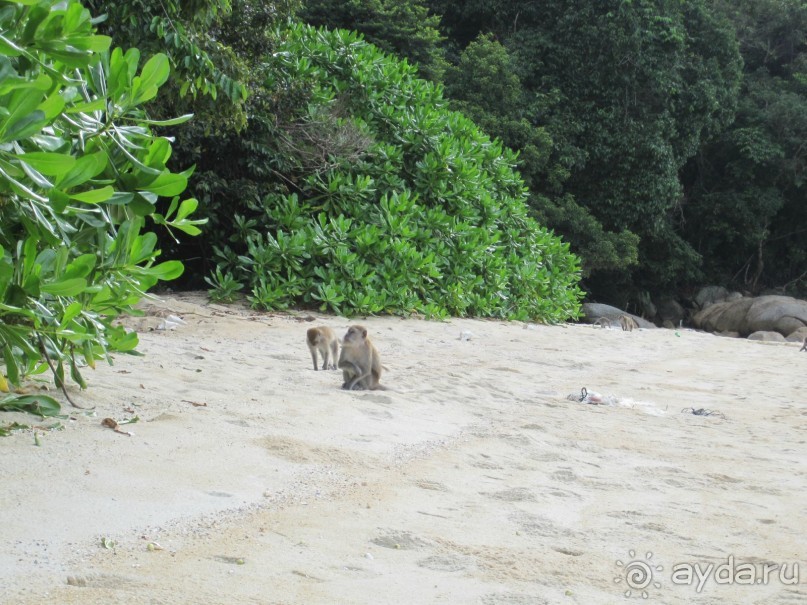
(693, 285), (744, 311)
(656, 297), (686, 327)
(693, 295), (807, 337)
(747, 331), (786, 342)
(580, 303), (655, 329)
(694, 286), (729, 310)
(786, 326), (807, 342)
(692, 297), (754, 333)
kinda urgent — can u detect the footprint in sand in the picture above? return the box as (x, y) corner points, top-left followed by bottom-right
(360, 394), (393, 405)
(480, 594), (548, 605)
(414, 480), (449, 492)
(360, 407), (394, 419)
(551, 469), (579, 483)
(416, 554), (471, 572)
(470, 453), (504, 470)
(552, 546), (583, 557)
(67, 573), (142, 588)
(509, 511), (576, 539)
(371, 530), (432, 550)
(483, 487), (537, 502)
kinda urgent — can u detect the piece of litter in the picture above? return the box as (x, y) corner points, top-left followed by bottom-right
(101, 417), (134, 436)
(681, 407), (726, 419)
(567, 387), (617, 405)
(157, 314), (186, 330)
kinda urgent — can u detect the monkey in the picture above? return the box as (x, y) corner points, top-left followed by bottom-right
(593, 317), (612, 329)
(619, 315), (639, 332)
(306, 326), (339, 371)
(801, 336), (807, 352)
(337, 325), (384, 390)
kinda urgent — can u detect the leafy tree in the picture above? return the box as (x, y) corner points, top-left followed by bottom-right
(0, 0), (202, 415)
(442, 33), (640, 281)
(81, 0), (301, 281)
(298, 0), (447, 81)
(682, 0), (807, 295)
(204, 23), (583, 322)
(83, 0), (249, 105)
(430, 0), (742, 304)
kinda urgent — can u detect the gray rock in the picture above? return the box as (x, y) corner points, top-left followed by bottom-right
(745, 296), (807, 335)
(580, 303), (655, 329)
(693, 295), (807, 337)
(747, 331), (786, 342)
(656, 297), (686, 326)
(693, 297), (754, 333)
(786, 326), (807, 342)
(694, 285), (730, 310)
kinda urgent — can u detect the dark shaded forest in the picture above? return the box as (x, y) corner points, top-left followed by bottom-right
(299, 0), (807, 308)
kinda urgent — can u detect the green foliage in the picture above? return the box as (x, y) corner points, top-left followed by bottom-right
(428, 0), (742, 300)
(205, 24), (582, 321)
(84, 0), (247, 103)
(204, 267), (243, 303)
(298, 0), (447, 81)
(681, 0), (807, 295)
(441, 34), (638, 280)
(0, 394), (61, 418)
(0, 0), (201, 411)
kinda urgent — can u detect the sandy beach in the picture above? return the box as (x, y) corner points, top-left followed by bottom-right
(1, 291), (804, 604)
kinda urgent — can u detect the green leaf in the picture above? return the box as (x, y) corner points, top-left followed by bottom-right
(37, 91), (66, 121)
(140, 53), (170, 90)
(68, 186), (114, 204)
(61, 301), (83, 325)
(69, 35), (112, 53)
(40, 278), (87, 296)
(66, 98), (106, 114)
(16, 152), (76, 176)
(142, 260), (184, 281)
(142, 171), (187, 197)
(63, 254), (96, 279)
(175, 198), (198, 220)
(2, 343), (20, 386)
(48, 188), (70, 212)
(130, 53), (170, 105)
(136, 113), (194, 127)
(55, 152), (107, 189)
(107, 329), (138, 352)
(0, 109), (47, 143)
(0, 394), (61, 417)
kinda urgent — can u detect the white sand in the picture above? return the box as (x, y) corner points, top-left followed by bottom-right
(1, 291), (804, 604)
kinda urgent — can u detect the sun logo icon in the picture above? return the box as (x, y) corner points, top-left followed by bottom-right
(614, 550), (663, 599)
